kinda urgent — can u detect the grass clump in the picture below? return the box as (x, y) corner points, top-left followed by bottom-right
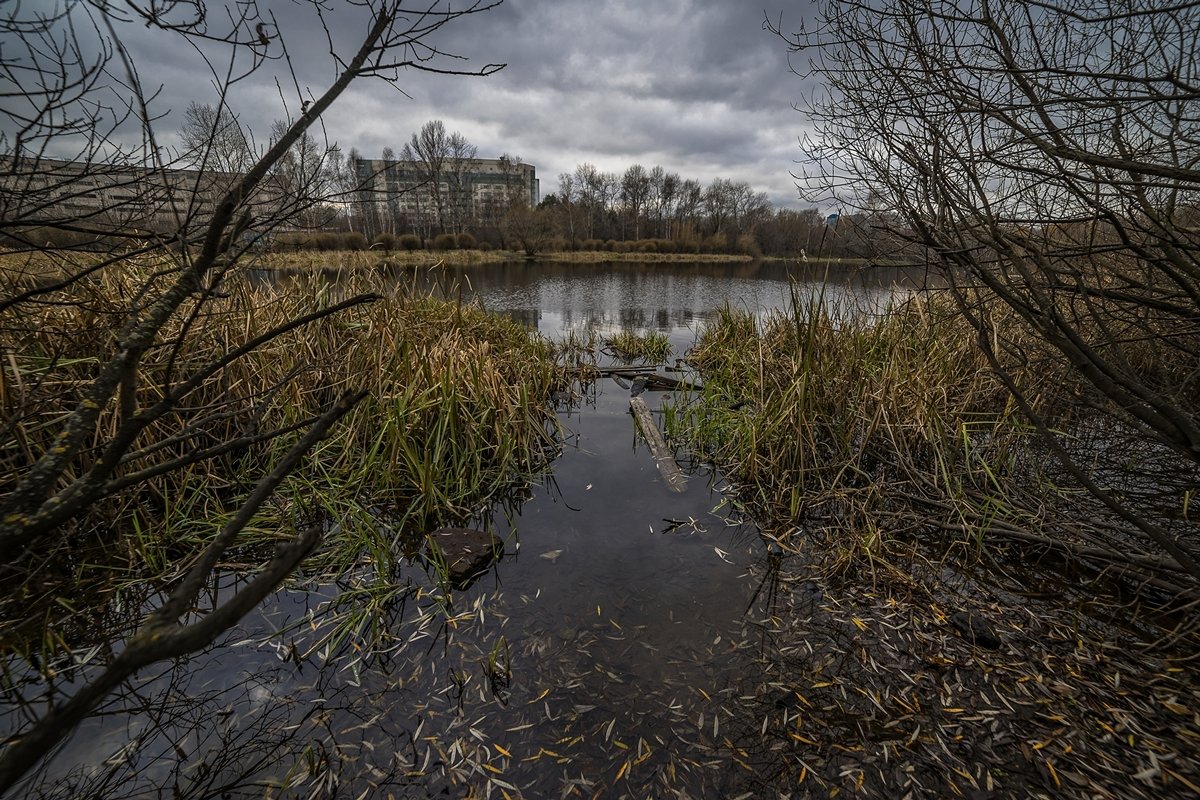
(278, 284), (565, 565)
(663, 289), (1068, 572)
(552, 327), (600, 367)
(605, 329), (672, 363)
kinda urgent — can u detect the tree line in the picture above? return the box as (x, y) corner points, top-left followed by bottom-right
(177, 109), (902, 259)
(346, 144), (903, 258)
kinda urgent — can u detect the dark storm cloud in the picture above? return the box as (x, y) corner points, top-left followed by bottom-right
(3, 0), (814, 207)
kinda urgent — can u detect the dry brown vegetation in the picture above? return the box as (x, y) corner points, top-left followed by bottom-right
(665, 288), (1200, 797)
(0, 264), (565, 658)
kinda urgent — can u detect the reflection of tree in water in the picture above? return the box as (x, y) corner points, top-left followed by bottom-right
(8, 475), (786, 798)
(413, 262), (927, 341)
(618, 308), (648, 329)
(556, 306), (766, 337)
(11, 563), (437, 798)
(23, 658), (304, 798)
(20, 650), (434, 799)
(16, 559), (762, 798)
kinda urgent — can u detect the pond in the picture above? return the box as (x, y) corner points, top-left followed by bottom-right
(14, 260), (926, 798)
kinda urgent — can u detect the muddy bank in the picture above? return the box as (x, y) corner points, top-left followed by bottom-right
(712, 546), (1200, 798)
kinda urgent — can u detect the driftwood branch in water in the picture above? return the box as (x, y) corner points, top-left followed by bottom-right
(629, 395), (687, 493)
(595, 367), (700, 391)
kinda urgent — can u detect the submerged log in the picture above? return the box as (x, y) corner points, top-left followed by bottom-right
(629, 396), (687, 493)
(596, 367), (701, 391)
(596, 365), (658, 375)
(642, 372), (700, 391)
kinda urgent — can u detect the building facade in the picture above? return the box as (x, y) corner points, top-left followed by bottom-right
(352, 157), (538, 232)
(2, 154), (540, 244)
(0, 156), (292, 238)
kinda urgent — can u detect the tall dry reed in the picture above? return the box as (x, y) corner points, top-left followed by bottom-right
(664, 288), (1073, 574)
(0, 262), (565, 656)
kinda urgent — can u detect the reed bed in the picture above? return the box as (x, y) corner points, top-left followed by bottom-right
(666, 282), (1200, 597)
(663, 288), (1080, 570)
(0, 261), (566, 656)
(0, 250), (81, 286)
(603, 330), (672, 363)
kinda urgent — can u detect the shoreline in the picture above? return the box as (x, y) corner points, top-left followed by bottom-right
(0, 248), (879, 282)
(253, 249), (876, 271)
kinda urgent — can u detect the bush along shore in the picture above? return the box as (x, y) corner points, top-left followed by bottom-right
(254, 249), (796, 273)
(662, 288), (1200, 798)
(0, 264), (569, 664)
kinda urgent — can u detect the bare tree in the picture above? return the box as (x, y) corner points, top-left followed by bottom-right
(675, 178), (703, 232)
(502, 202), (556, 256)
(323, 145), (362, 233)
(375, 145), (396, 237)
(445, 130), (478, 233)
(0, 0), (504, 791)
(730, 181), (770, 236)
(179, 102), (253, 175)
(479, 152), (532, 237)
(340, 146), (374, 235)
(573, 162), (614, 240)
(595, 169), (621, 239)
(556, 170), (580, 243)
(268, 118), (339, 229)
(648, 165), (680, 240)
(402, 119), (450, 234)
(772, 0), (1200, 586)
(496, 152), (530, 206)
(620, 163), (650, 240)
(703, 178), (736, 235)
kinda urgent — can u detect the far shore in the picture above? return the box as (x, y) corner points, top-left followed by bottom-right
(255, 249), (876, 271)
(0, 247), (879, 285)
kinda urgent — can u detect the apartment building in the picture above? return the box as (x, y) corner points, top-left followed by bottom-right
(0, 156), (294, 237)
(352, 157), (539, 229)
(2, 154), (539, 240)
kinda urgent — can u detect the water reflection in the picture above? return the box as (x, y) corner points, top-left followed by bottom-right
(418, 260), (926, 348)
(7, 260), (926, 797)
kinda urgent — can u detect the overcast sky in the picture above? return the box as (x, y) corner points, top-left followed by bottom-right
(7, 1), (815, 208)
(320, 0), (813, 207)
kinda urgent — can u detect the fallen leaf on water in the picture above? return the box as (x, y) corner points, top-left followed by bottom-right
(540, 549), (563, 563)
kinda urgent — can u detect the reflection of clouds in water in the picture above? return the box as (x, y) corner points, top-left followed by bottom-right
(452, 262), (920, 347)
(241, 669), (279, 714)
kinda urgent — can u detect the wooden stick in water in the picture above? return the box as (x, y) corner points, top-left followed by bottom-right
(629, 395), (687, 493)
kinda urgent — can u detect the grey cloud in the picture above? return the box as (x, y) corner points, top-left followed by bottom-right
(345, 1), (812, 204)
(3, 0), (815, 207)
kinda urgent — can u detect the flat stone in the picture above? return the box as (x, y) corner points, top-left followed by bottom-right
(425, 527), (503, 589)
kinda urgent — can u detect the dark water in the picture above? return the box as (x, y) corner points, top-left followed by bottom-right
(14, 261), (921, 798)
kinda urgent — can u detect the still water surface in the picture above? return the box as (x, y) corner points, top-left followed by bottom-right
(26, 260), (919, 798)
